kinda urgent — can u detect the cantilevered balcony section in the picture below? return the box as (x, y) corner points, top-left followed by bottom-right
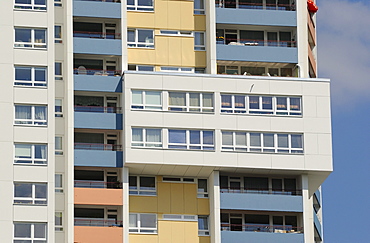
(220, 176), (303, 212)
(74, 132), (123, 167)
(216, 28), (298, 63)
(73, 0), (121, 19)
(74, 95), (123, 130)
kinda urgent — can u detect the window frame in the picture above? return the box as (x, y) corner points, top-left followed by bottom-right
(14, 105), (47, 126)
(129, 176), (157, 196)
(168, 129), (215, 151)
(14, 143), (47, 165)
(54, 0), (62, 7)
(159, 30), (193, 37)
(14, 28), (47, 49)
(55, 174), (63, 193)
(127, 29), (154, 48)
(13, 222), (47, 242)
(131, 90), (162, 110)
(198, 215), (210, 236)
(55, 99), (63, 117)
(14, 66), (47, 87)
(194, 32), (206, 51)
(55, 212), (63, 231)
(55, 136), (63, 155)
(129, 213), (157, 234)
(127, 0), (154, 12)
(197, 179), (208, 198)
(160, 66), (194, 73)
(194, 0), (205, 14)
(55, 25), (62, 43)
(131, 128), (163, 148)
(128, 64), (154, 72)
(14, 182), (47, 205)
(168, 92), (214, 113)
(14, 0), (47, 11)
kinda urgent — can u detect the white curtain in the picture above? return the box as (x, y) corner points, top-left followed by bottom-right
(15, 105), (31, 119)
(222, 132), (233, 146)
(146, 129), (161, 142)
(132, 128), (143, 142)
(35, 106), (47, 120)
(189, 93), (200, 106)
(235, 132), (246, 146)
(169, 92), (185, 106)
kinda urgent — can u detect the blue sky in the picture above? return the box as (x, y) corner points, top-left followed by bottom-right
(317, 0), (370, 242)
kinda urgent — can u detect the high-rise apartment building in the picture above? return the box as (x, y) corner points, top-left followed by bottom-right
(0, 0), (331, 242)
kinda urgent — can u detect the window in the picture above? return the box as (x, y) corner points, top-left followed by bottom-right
(129, 176), (156, 195)
(15, 66), (47, 87)
(160, 66), (194, 73)
(127, 0), (154, 11)
(55, 99), (63, 117)
(131, 128), (162, 147)
(55, 212), (63, 231)
(15, 28), (47, 49)
(221, 132), (303, 154)
(162, 214), (197, 221)
(168, 92), (214, 112)
(168, 130), (214, 150)
(14, 223), (47, 242)
(159, 30), (193, 36)
(55, 136), (63, 155)
(249, 96), (273, 114)
(131, 90), (162, 110)
(54, 0), (62, 7)
(197, 179), (208, 198)
(127, 29), (154, 48)
(128, 65), (154, 72)
(55, 62), (63, 80)
(195, 68), (206, 73)
(55, 174), (63, 193)
(15, 105), (47, 126)
(276, 97), (302, 115)
(14, 144), (47, 165)
(55, 25), (62, 43)
(14, 0), (47, 10)
(194, 0), (205, 14)
(198, 216), (209, 235)
(194, 32), (205, 50)
(14, 183), (47, 205)
(129, 213), (157, 234)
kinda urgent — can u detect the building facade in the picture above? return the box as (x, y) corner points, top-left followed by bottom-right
(0, 0), (331, 242)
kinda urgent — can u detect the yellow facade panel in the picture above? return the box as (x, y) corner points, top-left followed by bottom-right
(171, 221), (186, 243)
(168, 38), (183, 66)
(194, 15), (206, 31)
(197, 198), (210, 215)
(154, 0), (169, 28)
(130, 234), (158, 243)
(195, 51), (207, 67)
(128, 49), (156, 65)
(167, 1), (182, 29)
(155, 37), (169, 65)
(199, 236), (211, 243)
(158, 221), (198, 243)
(170, 183), (185, 214)
(157, 182), (171, 214)
(127, 12), (155, 29)
(129, 196), (158, 213)
(180, 1), (195, 30)
(184, 221), (199, 242)
(184, 183), (197, 214)
(158, 221), (173, 243)
(181, 38), (196, 66)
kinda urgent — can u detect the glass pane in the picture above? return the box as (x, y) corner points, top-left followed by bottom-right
(137, 66), (154, 71)
(129, 214), (137, 227)
(249, 96), (259, 109)
(194, 32), (204, 45)
(34, 145), (46, 159)
(188, 130), (200, 145)
(35, 68), (46, 81)
(55, 212), (63, 226)
(194, 0), (204, 9)
(138, 30), (153, 43)
(55, 26), (61, 38)
(221, 95), (232, 108)
(169, 92), (186, 106)
(169, 130), (186, 143)
(34, 106), (47, 120)
(34, 224), (46, 238)
(202, 94), (213, 107)
(15, 29), (31, 43)
(15, 67), (31, 81)
(203, 131), (214, 145)
(250, 133), (261, 146)
(234, 96), (245, 108)
(198, 179), (207, 192)
(198, 216), (208, 230)
(222, 132), (233, 145)
(15, 144), (32, 158)
(35, 184), (47, 199)
(291, 135), (303, 148)
(55, 137), (62, 150)
(290, 97), (301, 111)
(235, 132), (246, 146)
(263, 133), (274, 147)
(189, 93), (200, 106)
(138, 0), (153, 6)
(55, 174), (62, 188)
(55, 63), (62, 75)
(146, 129), (161, 142)
(132, 91), (143, 104)
(141, 214), (156, 228)
(34, 29), (46, 43)
(140, 177), (155, 190)
(278, 134), (289, 148)
(262, 97), (272, 110)
(14, 183), (32, 197)
(276, 97), (287, 110)
(132, 128), (143, 142)
(127, 30), (135, 42)
(146, 91), (161, 105)
(15, 106), (31, 119)
(14, 223), (31, 237)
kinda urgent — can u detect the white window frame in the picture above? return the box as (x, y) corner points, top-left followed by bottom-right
(14, 105), (47, 126)
(14, 66), (47, 87)
(168, 92), (214, 113)
(194, 0), (205, 14)
(127, 29), (154, 48)
(129, 213), (157, 234)
(14, 183), (47, 205)
(197, 179), (208, 198)
(54, 0), (62, 7)
(128, 64), (154, 72)
(14, 28), (47, 49)
(248, 96), (274, 114)
(159, 30), (193, 37)
(14, 143), (47, 165)
(55, 62), (63, 81)
(13, 222), (47, 242)
(160, 66), (194, 73)
(221, 131), (248, 151)
(55, 212), (63, 231)
(55, 136), (63, 155)
(194, 32), (206, 51)
(55, 99), (63, 117)
(198, 215), (210, 236)
(131, 128), (163, 148)
(55, 25), (62, 43)
(129, 175), (157, 196)
(162, 177), (195, 183)
(127, 0), (154, 11)
(162, 214), (198, 221)
(55, 174), (63, 193)
(276, 97), (302, 115)
(131, 90), (162, 110)
(14, 0), (47, 11)
(168, 129), (215, 151)
(221, 94), (247, 113)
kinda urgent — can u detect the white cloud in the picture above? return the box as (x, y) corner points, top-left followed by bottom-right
(317, 0), (370, 107)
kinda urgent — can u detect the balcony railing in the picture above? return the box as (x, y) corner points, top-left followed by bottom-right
(215, 1), (295, 11)
(73, 31), (121, 39)
(74, 106), (122, 114)
(74, 143), (123, 151)
(74, 68), (122, 76)
(74, 180), (123, 189)
(74, 218), (123, 227)
(220, 187), (302, 196)
(216, 38), (297, 47)
(75, 0), (121, 2)
(221, 224), (303, 233)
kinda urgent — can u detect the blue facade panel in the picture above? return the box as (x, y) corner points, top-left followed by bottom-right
(73, 0), (121, 18)
(216, 8), (296, 26)
(74, 150), (123, 167)
(74, 112), (123, 130)
(220, 193), (303, 212)
(73, 37), (122, 56)
(74, 75), (122, 92)
(217, 44), (298, 63)
(314, 212), (322, 239)
(221, 231), (304, 243)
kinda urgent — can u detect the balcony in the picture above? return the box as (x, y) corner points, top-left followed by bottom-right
(74, 72), (122, 92)
(74, 106), (123, 130)
(75, 224), (123, 243)
(74, 143), (123, 167)
(73, 0), (121, 19)
(73, 32), (122, 55)
(74, 185), (123, 205)
(220, 188), (303, 212)
(215, 0), (295, 11)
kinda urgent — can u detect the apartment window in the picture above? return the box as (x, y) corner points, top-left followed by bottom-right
(14, 223), (47, 242)
(55, 99), (63, 117)
(55, 136), (63, 155)
(54, 0), (62, 6)
(162, 214), (197, 221)
(14, 183), (47, 205)
(160, 66), (194, 73)
(198, 216), (209, 235)
(162, 177), (195, 183)
(197, 179), (208, 198)
(249, 96), (273, 114)
(194, 0), (205, 14)
(55, 174), (63, 193)
(14, 144), (47, 165)
(168, 92), (213, 113)
(221, 94), (247, 113)
(276, 97), (302, 115)
(55, 25), (62, 43)
(15, 105), (47, 126)
(55, 212), (63, 231)
(168, 130), (214, 150)
(132, 128), (162, 147)
(15, 66), (47, 87)
(129, 176), (156, 195)
(55, 62), (63, 80)
(127, 0), (154, 11)
(14, 0), (47, 11)
(131, 90), (162, 110)
(222, 132), (247, 151)
(14, 28), (47, 49)
(127, 29), (154, 48)
(195, 68), (206, 73)
(128, 65), (154, 72)
(129, 213), (157, 233)
(159, 30), (193, 36)
(194, 32), (205, 50)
